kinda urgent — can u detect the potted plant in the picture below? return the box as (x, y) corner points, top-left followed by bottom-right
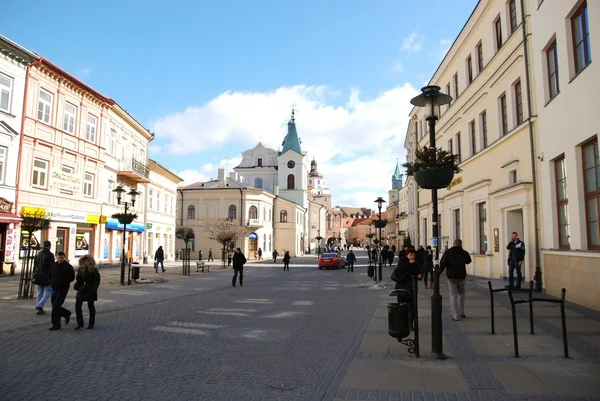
(111, 212), (138, 225)
(371, 219), (388, 229)
(403, 146), (461, 189)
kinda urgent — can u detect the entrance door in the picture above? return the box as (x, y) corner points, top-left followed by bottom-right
(56, 228), (69, 257)
(248, 239), (257, 258)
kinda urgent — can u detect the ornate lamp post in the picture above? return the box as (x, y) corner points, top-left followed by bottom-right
(410, 85), (453, 360)
(374, 197), (386, 282)
(112, 185), (140, 285)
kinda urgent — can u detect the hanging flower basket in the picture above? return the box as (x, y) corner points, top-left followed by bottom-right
(403, 146), (460, 189)
(112, 213), (137, 225)
(414, 167), (455, 189)
(372, 219), (388, 229)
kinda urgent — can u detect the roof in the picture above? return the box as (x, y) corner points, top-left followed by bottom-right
(393, 160), (403, 180)
(182, 177), (258, 190)
(0, 35), (39, 64)
(148, 159), (184, 183)
(279, 109), (304, 156)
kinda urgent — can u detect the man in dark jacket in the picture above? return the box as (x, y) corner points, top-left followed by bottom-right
(232, 248), (247, 287)
(32, 240), (54, 315)
(154, 246), (165, 273)
(439, 239), (472, 321)
(506, 232), (525, 288)
(49, 251), (75, 330)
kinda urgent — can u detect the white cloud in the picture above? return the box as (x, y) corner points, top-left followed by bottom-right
(390, 59), (404, 73)
(76, 67), (91, 78)
(435, 38), (453, 61)
(401, 32), (424, 53)
(151, 83), (419, 206)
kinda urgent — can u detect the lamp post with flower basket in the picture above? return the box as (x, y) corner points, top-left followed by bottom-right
(111, 186), (140, 285)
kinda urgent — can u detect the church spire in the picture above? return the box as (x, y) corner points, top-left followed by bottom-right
(392, 158), (403, 189)
(280, 106), (303, 156)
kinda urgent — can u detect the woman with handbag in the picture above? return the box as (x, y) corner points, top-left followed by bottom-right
(391, 248), (422, 289)
(74, 255), (101, 330)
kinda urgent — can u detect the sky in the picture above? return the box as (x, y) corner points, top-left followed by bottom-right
(4, 0), (478, 208)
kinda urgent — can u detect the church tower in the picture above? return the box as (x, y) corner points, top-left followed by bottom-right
(277, 108), (309, 209)
(308, 157), (331, 209)
(392, 159), (403, 190)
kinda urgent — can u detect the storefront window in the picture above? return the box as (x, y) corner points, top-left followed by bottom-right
(75, 229), (93, 257)
(20, 229), (45, 258)
(103, 230), (110, 259)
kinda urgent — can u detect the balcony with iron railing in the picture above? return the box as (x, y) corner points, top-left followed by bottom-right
(117, 158), (151, 183)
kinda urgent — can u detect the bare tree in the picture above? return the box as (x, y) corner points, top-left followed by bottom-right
(204, 219), (252, 268)
(18, 210), (51, 299)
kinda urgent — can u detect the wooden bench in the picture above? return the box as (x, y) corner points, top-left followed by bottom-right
(196, 261), (210, 272)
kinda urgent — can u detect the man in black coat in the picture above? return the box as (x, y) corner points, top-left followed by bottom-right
(439, 239), (472, 321)
(154, 246), (165, 273)
(49, 251), (75, 330)
(32, 240), (54, 315)
(232, 248), (247, 287)
(506, 232), (525, 288)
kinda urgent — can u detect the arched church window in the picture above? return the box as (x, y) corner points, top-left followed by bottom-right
(249, 206), (258, 219)
(280, 210), (288, 223)
(228, 205), (236, 219)
(187, 205), (195, 219)
(255, 178), (263, 189)
(287, 174), (295, 189)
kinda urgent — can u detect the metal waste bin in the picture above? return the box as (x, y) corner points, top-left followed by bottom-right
(131, 264), (140, 280)
(388, 302), (411, 339)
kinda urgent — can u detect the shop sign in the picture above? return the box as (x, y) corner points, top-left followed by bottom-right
(0, 197), (14, 213)
(47, 209), (87, 223)
(21, 206), (48, 218)
(86, 214), (103, 224)
(106, 219), (145, 233)
(146, 223), (153, 229)
(447, 176), (463, 190)
(166, 227), (171, 232)
(49, 169), (82, 193)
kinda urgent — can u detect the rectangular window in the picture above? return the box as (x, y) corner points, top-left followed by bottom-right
(257, 158), (262, 167)
(106, 128), (116, 155)
(478, 202), (487, 254)
(86, 114), (97, 142)
(448, 138), (453, 155)
(546, 40), (560, 100)
(0, 73), (13, 113)
(453, 209), (461, 241)
(500, 93), (508, 136)
(60, 165), (74, 194)
(453, 73), (459, 99)
(495, 17), (503, 51)
(149, 189), (153, 209)
(481, 110), (488, 148)
(582, 139), (600, 249)
(37, 89), (52, 124)
(157, 192), (161, 211)
(509, 0), (518, 34)
(63, 102), (76, 134)
(509, 169), (518, 184)
(514, 80), (523, 125)
(83, 173), (94, 197)
(423, 217), (428, 247)
(554, 156), (570, 248)
(466, 55), (473, 85)
(456, 132), (462, 163)
(107, 180), (114, 204)
(32, 158), (48, 188)
(0, 146), (6, 184)
(419, 120), (423, 139)
(572, 2), (591, 75)
(445, 83), (451, 106)
(476, 42), (484, 73)
(470, 120), (476, 155)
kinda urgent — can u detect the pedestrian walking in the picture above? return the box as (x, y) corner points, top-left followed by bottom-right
(423, 246), (434, 289)
(32, 240), (54, 315)
(346, 249), (356, 272)
(387, 249), (394, 266)
(258, 247), (263, 260)
(282, 251), (290, 271)
(232, 248), (246, 287)
(439, 239), (472, 321)
(154, 246), (165, 273)
(48, 251), (75, 331)
(208, 248), (214, 262)
(74, 255), (101, 330)
(506, 232), (525, 289)
(272, 249), (279, 263)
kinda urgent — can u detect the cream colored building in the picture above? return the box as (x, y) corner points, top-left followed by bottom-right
(409, 0), (540, 281)
(403, 123), (419, 247)
(530, 0), (599, 308)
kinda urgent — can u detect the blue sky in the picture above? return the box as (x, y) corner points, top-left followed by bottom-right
(5, 0), (478, 207)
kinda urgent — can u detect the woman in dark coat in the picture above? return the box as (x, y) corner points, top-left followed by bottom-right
(74, 255), (101, 330)
(392, 248), (422, 289)
(423, 246), (434, 289)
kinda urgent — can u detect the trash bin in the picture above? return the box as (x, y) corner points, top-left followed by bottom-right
(131, 265), (140, 280)
(388, 302), (411, 339)
(367, 267), (375, 278)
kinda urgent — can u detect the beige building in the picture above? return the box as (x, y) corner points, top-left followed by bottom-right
(409, 0), (540, 281)
(530, 0), (599, 308)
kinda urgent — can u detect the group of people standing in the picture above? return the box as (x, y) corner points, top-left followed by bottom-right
(32, 241), (100, 331)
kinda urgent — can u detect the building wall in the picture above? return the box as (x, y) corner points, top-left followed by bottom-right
(530, 0), (600, 308)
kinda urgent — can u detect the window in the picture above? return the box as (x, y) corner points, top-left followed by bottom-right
(509, 0), (518, 34)
(481, 111), (488, 149)
(107, 180), (114, 204)
(105, 129), (115, 155)
(229, 205), (237, 220)
(470, 120), (477, 155)
(546, 40), (560, 100)
(419, 120), (423, 138)
(514, 80), (523, 125)
(0, 73), (13, 113)
(32, 158), (48, 188)
(448, 138), (453, 155)
(187, 205), (195, 219)
(157, 192), (161, 211)
(476, 42), (484, 73)
(83, 173), (94, 197)
(0, 146), (6, 184)
(554, 157), (570, 248)
(257, 158), (262, 167)
(582, 139), (600, 248)
(445, 83), (451, 107)
(453, 209), (461, 241)
(249, 206), (258, 219)
(494, 17), (503, 51)
(255, 178), (263, 189)
(466, 55), (473, 85)
(86, 114), (97, 142)
(456, 132), (462, 163)
(509, 169), (518, 184)
(423, 217), (428, 246)
(37, 89), (52, 124)
(280, 210), (288, 222)
(478, 202), (487, 254)
(437, 213), (442, 240)
(453, 73), (459, 99)
(149, 189), (153, 209)
(500, 93), (508, 136)
(571, 2), (591, 75)
(63, 102), (76, 134)
(287, 174), (295, 190)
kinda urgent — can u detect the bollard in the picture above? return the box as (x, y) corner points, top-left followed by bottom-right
(560, 288), (568, 359)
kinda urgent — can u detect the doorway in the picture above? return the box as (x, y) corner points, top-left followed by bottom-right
(506, 209), (525, 278)
(248, 238), (257, 258)
(56, 227), (69, 258)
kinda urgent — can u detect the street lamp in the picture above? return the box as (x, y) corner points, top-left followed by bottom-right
(410, 85), (453, 360)
(112, 185), (140, 285)
(374, 196), (386, 282)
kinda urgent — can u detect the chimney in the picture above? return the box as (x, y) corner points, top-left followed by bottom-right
(218, 168), (225, 181)
(273, 184), (279, 196)
(229, 171), (238, 181)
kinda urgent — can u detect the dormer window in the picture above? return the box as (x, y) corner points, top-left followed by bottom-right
(257, 158), (263, 167)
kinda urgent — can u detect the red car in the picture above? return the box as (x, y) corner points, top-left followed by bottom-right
(318, 253), (345, 269)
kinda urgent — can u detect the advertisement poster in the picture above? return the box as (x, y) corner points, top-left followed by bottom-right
(75, 232), (91, 257)
(20, 231), (40, 251)
(114, 236), (121, 259)
(103, 238), (109, 259)
(134, 238), (139, 258)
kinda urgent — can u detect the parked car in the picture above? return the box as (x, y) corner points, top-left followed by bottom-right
(318, 253), (345, 269)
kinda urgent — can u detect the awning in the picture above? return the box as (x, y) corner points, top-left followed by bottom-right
(0, 213), (22, 223)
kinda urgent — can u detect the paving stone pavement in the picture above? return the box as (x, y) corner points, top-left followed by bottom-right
(1, 251), (599, 401)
